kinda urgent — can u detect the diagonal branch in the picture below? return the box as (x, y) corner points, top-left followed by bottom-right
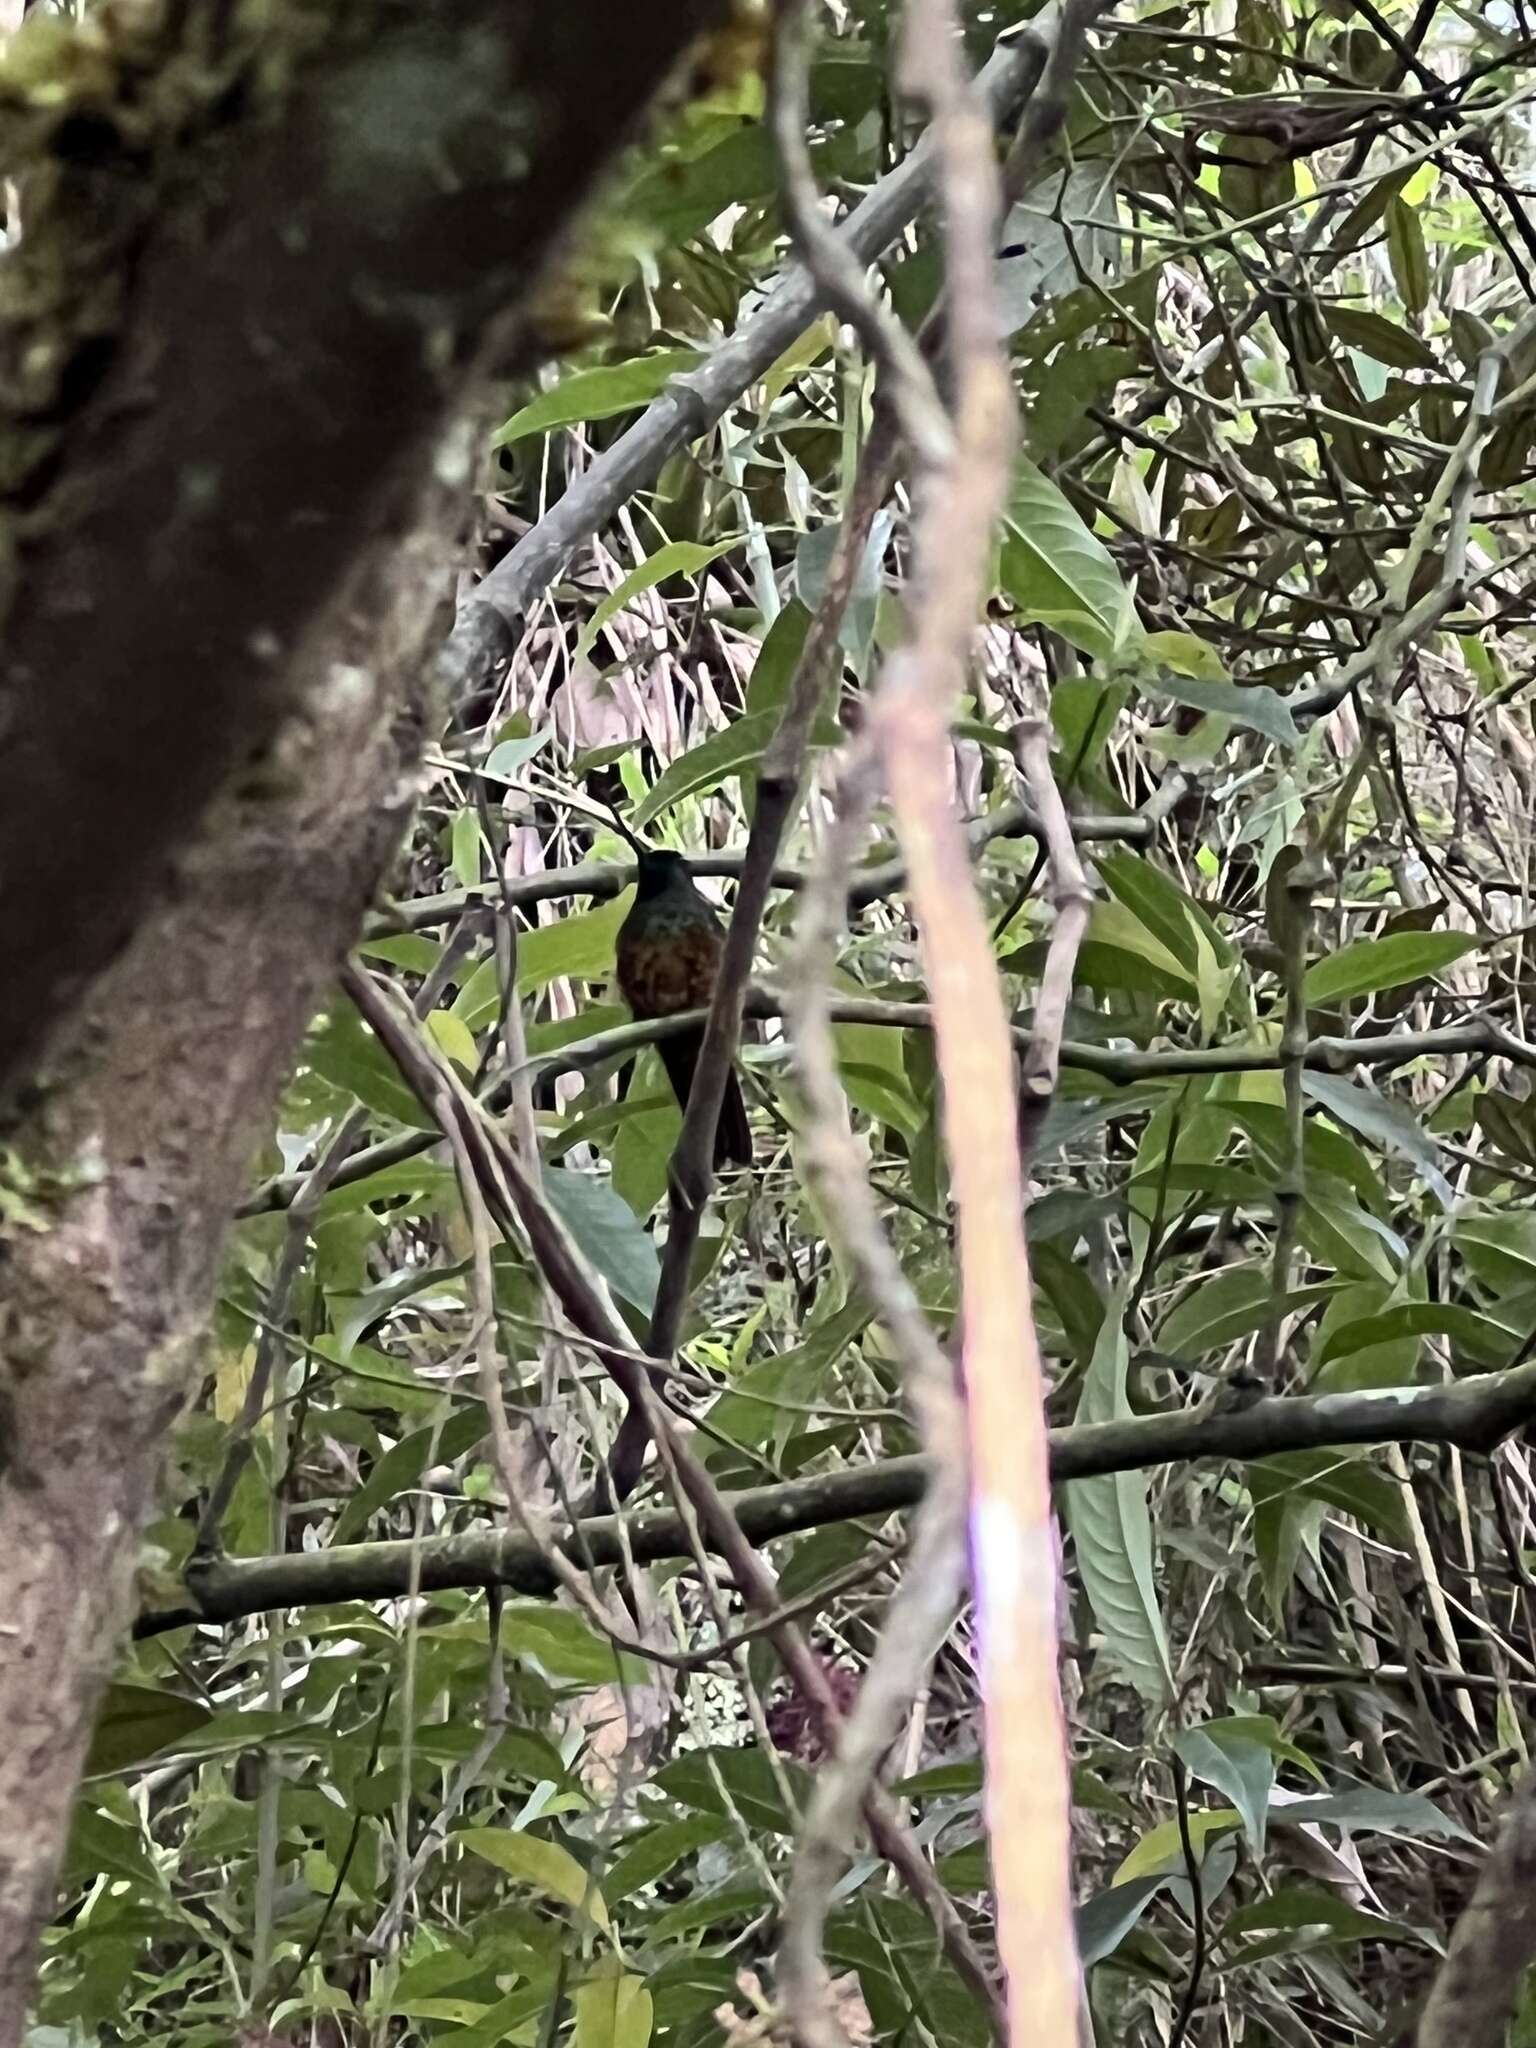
(437, 34), (1050, 699)
(141, 1360), (1536, 1638)
(339, 959), (1001, 2014)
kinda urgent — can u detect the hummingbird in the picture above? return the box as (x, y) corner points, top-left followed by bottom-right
(614, 848), (752, 1169)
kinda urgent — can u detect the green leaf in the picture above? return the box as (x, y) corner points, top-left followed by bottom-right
(1137, 628), (1228, 682)
(574, 1965), (653, 2048)
(455, 1829), (609, 1925)
(331, 1405), (488, 1543)
(1303, 1072), (1449, 1202)
(605, 1816), (729, 1902)
(328, 1260), (466, 1362)
(1136, 668), (1299, 749)
(1386, 195), (1431, 316)
(834, 1017), (922, 1136)
(1114, 1808), (1241, 1882)
(306, 999), (436, 1130)
(1063, 1296), (1173, 1704)
(540, 1167), (660, 1314)
(1303, 930), (1479, 1005)
(610, 1049), (681, 1216)
(455, 897), (633, 1024)
(482, 730), (553, 782)
(1275, 1786), (1474, 1844)
(496, 1603), (645, 1687)
(655, 1747), (808, 1834)
(1246, 1449), (1409, 1544)
(1098, 850), (1232, 975)
(1000, 459), (1134, 655)
(1075, 1875), (1168, 1967)
(1301, 1190), (1405, 1282)
(1157, 1269), (1338, 1361)
(85, 1685), (213, 1776)
(1324, 305), (1439, 372)
(1175, 1725), (1275, 1854)
(743, 600), (813, 720)
(451, 806), (484, 889)
(1077, 896), (1196, 1000)
(576, 538), (743, 663)
(1222, 1883), (1423, 1948)
(1318, 1300), (1516, 1371)
(632, 712), (777, 828)
(492, 351), (702, 445)
(708, 1298), (871, 1456)
(627, 124), (778, 243)
(426, 1009), (478, 1072)
(1456, 1212), (1536, 1292)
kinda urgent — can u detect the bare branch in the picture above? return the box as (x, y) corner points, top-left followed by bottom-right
(437, 35), (1050, 694)
(138, 1361), (1536, 1638)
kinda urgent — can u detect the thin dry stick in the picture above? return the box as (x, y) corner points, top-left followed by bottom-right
(780, 737), (974, 2048)
(1011, 719), (1095, 1176)
(864, 0), (1079, 2038)
(620, 379), (899, 1497)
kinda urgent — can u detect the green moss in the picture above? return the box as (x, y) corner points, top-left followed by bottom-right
(0, 1135), (103, 1234)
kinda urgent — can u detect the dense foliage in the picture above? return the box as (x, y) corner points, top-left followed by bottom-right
(34, 0), (1536, 2040)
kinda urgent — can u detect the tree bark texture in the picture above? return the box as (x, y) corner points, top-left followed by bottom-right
(0, 0), (724, 2033)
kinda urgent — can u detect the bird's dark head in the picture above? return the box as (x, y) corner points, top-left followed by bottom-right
(633, 848), (692, 900)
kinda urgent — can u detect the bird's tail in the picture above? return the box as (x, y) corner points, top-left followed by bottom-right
(659, 1029), (753, 1169)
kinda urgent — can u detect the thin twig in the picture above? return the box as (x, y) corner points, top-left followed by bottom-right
(1012, 718), (1096, 1176)
(857, 0), (1082, 2036)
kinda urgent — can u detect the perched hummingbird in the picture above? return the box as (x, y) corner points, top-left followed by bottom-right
(615, 849), (752, 1169)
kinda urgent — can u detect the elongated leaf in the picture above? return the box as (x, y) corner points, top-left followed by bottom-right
(1303, 1072), (1449, 1202)
(493, 351), (702, 445)
(541, 1166), (660, 1313)
(1274, 1786), (1473, 1843)
(1075, 1875), (1167, 1967)
(1063, 1297), (1172, 1704)
(1318, 1300), (1516, 1370)
(1303, 930), (1478, 1005)
(455, 1828), (609, 1925)
(1175, 1724), (1275, 1853)
(331, 1405), (489, 1543)
(632, 712), (779, 827)
(1247, 1448), (1409, 1544)
(85, 1685), (212, 1776)
(605, 1816), (729, 1902)
(1000, 459), (1134, 654)
(1386, 195), (1430, 316)
(576, 537), (742, 663)
(1158, 1269), (1337, 1361)
(1114, 1809), (1241, 1882)
(455, 896), (633, 1024)
(1138, 669), (1299, 748)
(1325, 305), (1439, 372)
(574, 1966), (653, 2048)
